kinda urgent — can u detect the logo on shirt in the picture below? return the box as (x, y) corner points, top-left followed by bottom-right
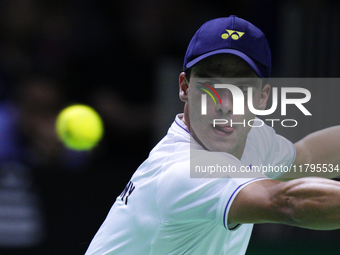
(119, 181), (135, 205)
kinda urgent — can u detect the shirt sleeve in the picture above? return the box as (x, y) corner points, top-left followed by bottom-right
(157, 151), (267, 230)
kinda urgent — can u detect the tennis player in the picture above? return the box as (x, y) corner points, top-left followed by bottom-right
(85, 15), (340, 255)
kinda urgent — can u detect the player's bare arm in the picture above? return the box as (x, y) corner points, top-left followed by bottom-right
(229, 177), (340, 230)
(279, 126), (340, 180)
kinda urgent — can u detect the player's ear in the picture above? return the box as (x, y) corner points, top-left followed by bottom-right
(179, 72), (189, 102)
(258, 83), (271, 110)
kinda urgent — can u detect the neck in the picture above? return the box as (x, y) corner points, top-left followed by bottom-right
(182, 103), (190, 130)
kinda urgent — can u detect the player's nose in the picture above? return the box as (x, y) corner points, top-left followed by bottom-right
(215, 93), (233, 114)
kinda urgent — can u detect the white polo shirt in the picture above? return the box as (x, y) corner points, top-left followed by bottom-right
(85, 114), (295, 255)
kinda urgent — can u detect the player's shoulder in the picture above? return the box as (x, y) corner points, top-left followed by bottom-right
(247, 119), (294, 151)
(247, 119), (276, 143)
(158, 146), (243, 184)
(150, 123), (190, 158)
(245, 119), (283, 155)
(156, 151), (237, 194)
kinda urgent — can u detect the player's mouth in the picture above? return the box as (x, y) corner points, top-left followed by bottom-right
(212, 124), (234, 136)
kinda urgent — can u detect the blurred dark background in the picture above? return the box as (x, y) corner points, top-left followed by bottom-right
(0, 0), (339, 254)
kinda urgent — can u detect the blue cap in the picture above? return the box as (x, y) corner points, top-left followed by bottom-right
(183, 15), (271, 78)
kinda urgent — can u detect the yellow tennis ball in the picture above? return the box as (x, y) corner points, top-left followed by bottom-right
(56, 104), (104, 151)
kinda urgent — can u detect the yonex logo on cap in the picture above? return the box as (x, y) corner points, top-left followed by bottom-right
(221, 29), (245, 40)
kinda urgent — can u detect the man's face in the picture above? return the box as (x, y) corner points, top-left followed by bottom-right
(180, 54), (270, 159)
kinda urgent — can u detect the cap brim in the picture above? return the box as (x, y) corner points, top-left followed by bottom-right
(185, 49), (266, 78)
